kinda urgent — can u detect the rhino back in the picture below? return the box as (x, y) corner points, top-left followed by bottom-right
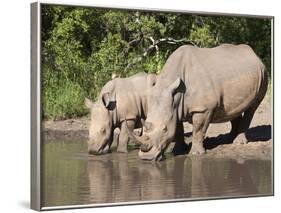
(158, 44), (267, 122)
(112, 73), (150, 122)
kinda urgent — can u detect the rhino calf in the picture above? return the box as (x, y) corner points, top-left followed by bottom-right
(85, 72), (156, 154)
(127, 44), (268, 161)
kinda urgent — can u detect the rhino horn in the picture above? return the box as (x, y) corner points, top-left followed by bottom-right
(141, 119), (152, 132)
(124, 119), (149, 146)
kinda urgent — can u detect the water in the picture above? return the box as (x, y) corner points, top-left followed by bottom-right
(42, 140), (272, 207)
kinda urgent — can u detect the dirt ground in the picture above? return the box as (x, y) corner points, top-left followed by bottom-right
(43, 95), (272, 160)
(43, 116), (89, 140)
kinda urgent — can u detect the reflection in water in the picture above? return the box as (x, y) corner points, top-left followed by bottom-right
(42, 140), (272, 207)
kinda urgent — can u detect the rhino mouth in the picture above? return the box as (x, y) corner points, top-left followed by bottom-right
(88, 143), (110, 155)
(140, 143), (153, 152)
(138, 146), (163, 161)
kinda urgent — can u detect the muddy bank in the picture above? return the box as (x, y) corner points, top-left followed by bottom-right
(43, 116), (89, 140)
(43, 96), (272, 160)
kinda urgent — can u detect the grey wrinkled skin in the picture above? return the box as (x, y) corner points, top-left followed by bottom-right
(85, 72), (156, 155)
(131, 44), (268, 161)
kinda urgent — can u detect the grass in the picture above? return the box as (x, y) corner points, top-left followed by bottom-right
(43, 81), (87, 120)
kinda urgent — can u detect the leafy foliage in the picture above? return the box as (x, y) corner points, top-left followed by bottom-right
(41, 5), (271, 120)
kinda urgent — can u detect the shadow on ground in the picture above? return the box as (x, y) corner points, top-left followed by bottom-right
(184, 125), (271, 151)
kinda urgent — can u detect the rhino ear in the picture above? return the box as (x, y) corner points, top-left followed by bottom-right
(168, 77), (182, 95)
(102, 92), (111, 108)
(85, 97), (94, 109)
(102, 92), (116, 110)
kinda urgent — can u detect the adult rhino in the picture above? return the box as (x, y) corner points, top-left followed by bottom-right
(127, 44), (268, 161)
(85, 72), (156, 154)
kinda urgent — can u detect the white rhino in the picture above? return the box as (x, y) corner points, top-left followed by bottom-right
(85, 72), (156, 154)
(127, 44), (268, 161)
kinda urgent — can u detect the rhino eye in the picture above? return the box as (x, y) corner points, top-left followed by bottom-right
(162, 125), (167, 133)
(100, 127), (105, 133)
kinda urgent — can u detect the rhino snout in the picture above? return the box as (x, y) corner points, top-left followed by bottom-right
(88, 146), (103, 155)
(88, 143), (109, 155)
(138, 146), (163, 161)
(140, 143), (152, 152)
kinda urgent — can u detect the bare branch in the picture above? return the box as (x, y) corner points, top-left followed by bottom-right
(148, 36), (155, 45)
(143, 45), (155, 57)
(124, 36), (198, 71)
(157, 37), (197, 46)
(128, 38), (141, 46)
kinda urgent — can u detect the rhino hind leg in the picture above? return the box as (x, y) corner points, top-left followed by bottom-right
(117, 120), (135, 153)
(232, 106), (259, 145)
(229, 115), (243, 139)
(233, 69), (268, 145)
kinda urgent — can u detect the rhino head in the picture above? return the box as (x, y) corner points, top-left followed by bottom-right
(85, 92), (116, 155)
(127, 77), (185, 161)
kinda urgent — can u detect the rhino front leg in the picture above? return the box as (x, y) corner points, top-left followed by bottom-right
(190, 111), (212, 155)
(117, 119), (135, 153)
(112, 128), (120, 147)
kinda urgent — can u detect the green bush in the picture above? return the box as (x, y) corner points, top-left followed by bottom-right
(43, 80), (86, 120)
